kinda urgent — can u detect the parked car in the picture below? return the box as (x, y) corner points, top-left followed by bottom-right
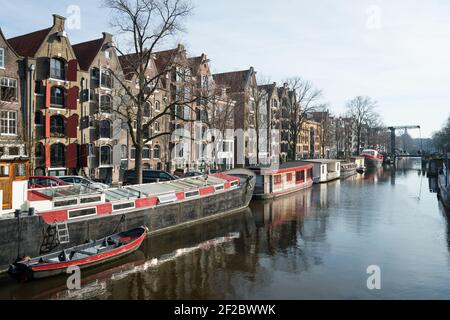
(59, 176), (110, 190)
(123, 170), (177, 185)
(173, 168), (187, 178)
(28, 176), (67, 189)
(185, 170), (204, 177)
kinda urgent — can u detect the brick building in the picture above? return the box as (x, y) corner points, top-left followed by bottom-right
(8, 15), (80, 177)
(0, 28), (26, 161)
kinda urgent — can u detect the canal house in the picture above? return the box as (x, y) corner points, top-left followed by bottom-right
(248, 161), (314, 199)
(303, 159), (341, 183)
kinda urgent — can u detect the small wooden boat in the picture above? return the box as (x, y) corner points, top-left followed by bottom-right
(8, 227), (148, 281)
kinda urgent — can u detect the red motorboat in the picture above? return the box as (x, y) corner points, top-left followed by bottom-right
(8, 227), (148, 281)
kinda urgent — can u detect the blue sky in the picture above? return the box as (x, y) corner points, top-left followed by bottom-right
(1, 0), (449, 137)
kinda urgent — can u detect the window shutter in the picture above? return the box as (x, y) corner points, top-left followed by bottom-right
(67, 59), (78, 82)
(93, 146), (100, 168)
(80, 144), (88, 168)
(66, 114), (79, 138)
(66, 143), (78, 169)
(67, 86), (78, 110)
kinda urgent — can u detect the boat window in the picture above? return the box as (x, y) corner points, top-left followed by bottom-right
(68, 207), (97, 219)
(214, 185), (224, 191)
(113, 202), (135, 211)
(296, 171), (305, 182)
(286, 173), (293, 182)
(0, 165), (9, 177)
(273, 175), (282, 185)
(157, 193), (177, 204)
(54, 198), (78, 208)
(185, 190), (199, 198)
(230, 181), (239, 188)
(80, 196), (102, 204)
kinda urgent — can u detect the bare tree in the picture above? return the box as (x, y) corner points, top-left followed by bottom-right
(345, 96), (380, 154)
(103, 0), (203, 183)
(202, 84), (236, 169)
(284, 77), (322, 160)
(433, 116), (450, 152)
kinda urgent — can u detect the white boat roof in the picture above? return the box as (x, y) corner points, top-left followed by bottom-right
(302, 159), (340, 164)
(30, 175), (233, 202)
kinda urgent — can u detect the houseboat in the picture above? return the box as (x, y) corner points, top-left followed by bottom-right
(0, 169), (255, 272)
(361, 149), (383, 168)
(303, 159), (341, 183)
(340, 162), (358, 179)
(438, 156), (450, 211)
(248, 161), (314, 200)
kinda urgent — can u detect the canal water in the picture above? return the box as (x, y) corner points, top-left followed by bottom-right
(0, 158), (449, 299)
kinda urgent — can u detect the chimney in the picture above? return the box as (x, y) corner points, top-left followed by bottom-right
(102, 32), (113, 43)
(53, 14), (66, 30)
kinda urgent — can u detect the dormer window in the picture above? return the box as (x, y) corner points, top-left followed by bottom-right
(0, 48), (4, 68)
(50, 58), (65, 80)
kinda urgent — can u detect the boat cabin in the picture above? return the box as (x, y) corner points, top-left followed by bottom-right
(248, 161), (314, 199)
(0, 158), (29, 214)
(303, 159), (341, 183)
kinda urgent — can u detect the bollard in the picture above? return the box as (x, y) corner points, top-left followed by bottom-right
(28, 207), (35, 216)
(14, 209), (21, 218)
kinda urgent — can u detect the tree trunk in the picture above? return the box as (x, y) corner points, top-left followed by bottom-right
(134, 144), (143, 184)
(357, 126), (361, 155)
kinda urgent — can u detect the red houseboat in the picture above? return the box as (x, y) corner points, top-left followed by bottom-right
(361, 149), (384, 168)
(249, 161), (314, 200)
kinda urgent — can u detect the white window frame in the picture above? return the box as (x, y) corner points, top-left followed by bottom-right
(0, 111), (17, 135)
(0, 48), (4, 69)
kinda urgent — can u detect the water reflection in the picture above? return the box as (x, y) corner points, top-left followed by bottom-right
(1, 163), (450, 299)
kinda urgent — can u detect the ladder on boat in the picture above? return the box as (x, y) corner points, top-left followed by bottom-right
(55, 221), (70, 244)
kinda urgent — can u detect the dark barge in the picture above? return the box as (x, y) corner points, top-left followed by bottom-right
(0, 170), (255, 272)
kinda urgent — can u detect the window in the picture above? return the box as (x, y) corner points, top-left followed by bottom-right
(105, 50), (110, 59)
(130, 147), (136, 160)
(296, 170), (305, 182)
(50, 87), (65, 106)
(100, 145), (112, 165)
(0, 48), (4, 68)
(9, 146), (19, 155)
(100, 69), (112, 88)
(0, 78), (17, 101)
(15, 163), (26, 177)
(273, 175), (282, 185)
(154, 121), (159, 132)
(153, 145), (160, 159)
(50, 58), (65, 80)
(155, 101), (160, 111)
(99, 120), (111, 139)
(0, 111), (17, 135)
(143, 146), (150, 159)
(121, 144), (127, 159)
(50, 143), (65, 167)
(143, 102), (151, 117)
(50, 115), (65, 136)
(286, 173), (293, 182)
(100, 95), (112, 113)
